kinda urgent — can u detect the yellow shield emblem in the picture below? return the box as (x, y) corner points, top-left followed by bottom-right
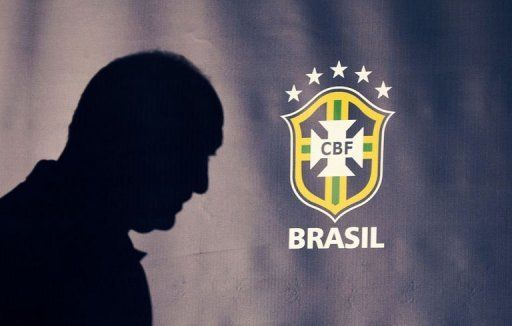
(282, 87), (394, 222)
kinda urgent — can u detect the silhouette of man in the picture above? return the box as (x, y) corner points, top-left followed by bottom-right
(0, 51), (223, 325)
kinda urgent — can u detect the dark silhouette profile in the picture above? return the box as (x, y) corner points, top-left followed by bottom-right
(0, 51), (223, 325)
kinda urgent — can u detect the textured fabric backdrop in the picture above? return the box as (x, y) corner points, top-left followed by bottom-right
(1, 1), (511, 325)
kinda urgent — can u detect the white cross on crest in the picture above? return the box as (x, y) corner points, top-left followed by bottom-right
(310, 120), (364, 177)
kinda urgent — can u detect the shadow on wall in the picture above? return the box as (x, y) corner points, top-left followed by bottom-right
(0, 51), (223, 325)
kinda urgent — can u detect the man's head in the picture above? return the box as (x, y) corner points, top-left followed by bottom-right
(59, 51), (223, 232)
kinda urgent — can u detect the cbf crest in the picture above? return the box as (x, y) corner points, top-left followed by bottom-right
(282, 63), (394, 223)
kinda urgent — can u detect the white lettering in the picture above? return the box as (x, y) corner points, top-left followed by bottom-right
(307, 228), (324, 249)
(288, 227), (385, 249)
(324, 228), (344, 248)
(361, 227), (368, 248)
(344, 227), (360, 249)
(289, 228), (305, 249)
(370, 227), (385, 248)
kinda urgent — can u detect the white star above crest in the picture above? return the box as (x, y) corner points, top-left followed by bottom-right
(306, 67), (323, 85)
(375, 81), (392, 98)
(330, 61), (348, 78)
(355, 65), (372, 83)
(286, 84), (302, 102)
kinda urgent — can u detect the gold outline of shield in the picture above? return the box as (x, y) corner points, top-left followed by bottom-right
(281, 87), (394, 223)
